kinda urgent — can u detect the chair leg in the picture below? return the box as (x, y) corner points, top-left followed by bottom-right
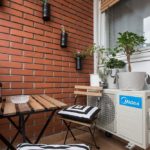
(63, 120), (76, 144)
(88, 127), (100, 149)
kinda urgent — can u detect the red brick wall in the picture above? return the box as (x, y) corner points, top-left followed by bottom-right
(0, 0), (93, 147)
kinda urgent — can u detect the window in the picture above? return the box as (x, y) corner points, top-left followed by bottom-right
(107, 0), (150, 48)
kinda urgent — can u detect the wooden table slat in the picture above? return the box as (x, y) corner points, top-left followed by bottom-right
(29, 97), (44, 111)
(41, 95), (67, 108)
(3, 102), (16, 115)
(32, 95), (56, 109)
(0, 95), (67, 116)
(18, 103), (31, 113)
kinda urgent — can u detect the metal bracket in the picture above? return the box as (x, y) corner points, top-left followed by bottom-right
(125, 143), (135, 150)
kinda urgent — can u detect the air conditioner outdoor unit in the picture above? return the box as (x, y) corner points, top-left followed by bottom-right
(87, 88), (150, 149)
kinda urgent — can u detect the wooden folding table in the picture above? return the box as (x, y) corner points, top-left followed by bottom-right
(0, 95), (67, 150)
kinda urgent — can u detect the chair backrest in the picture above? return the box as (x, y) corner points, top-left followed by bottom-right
(74, 85), (103, 97)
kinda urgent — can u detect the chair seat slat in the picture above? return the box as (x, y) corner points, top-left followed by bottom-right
(74, 91), (102, 96)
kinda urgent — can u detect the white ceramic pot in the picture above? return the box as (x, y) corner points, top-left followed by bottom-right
(107, 68), (125, 89)
(118, 72), (146, 90)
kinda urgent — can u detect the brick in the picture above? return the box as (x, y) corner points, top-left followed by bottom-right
(45, 54), (62, 60)
(3, 7), (23, 17)
(10, 42), (33, 51)
(10, 29), (33, 38)
(10, 0), (23, 4)
(23, 89), (44, 95)
(0, 75), (22, 82)
(0, 12), (10, 20)
(2, 89), (22, 96)
(11, 3), (33, 14)
(11, 83), (33, 89)
(45, 65), (62, 71)
(34, 58), (52, 65)
(24, 13), (43, 23)
(24, 38), (44, 47)
(0, 20), (22, 30)
(34, 71), (53, 76)
(24, 26), (44, 35)
(24, 63), (43, 70)
(0, 26), (9, 33)
(23, 51), (43, 58)
(0, 61), (22, 68)
(11, 69), (33, 75)
(0, 33), (23, 43)
(0, 47), (22, 55)
(45, 43), (60, 49)
(34, 23), (53, 32)
(11, 16), (33, 26)
(0, 68), (10, 75)
(45, 77), (62, 83)
(24, 76), (44, 82)
(34, 83), (53, 88)
(11, 56), (33, 63)
(45, 88), (62, 94)
(23, 1), (41, 11)
(0, 40), (9, 47)
(45, 31), (58, 39)
(0, 54), (9, 61)
(34, 47), (53, 54)
(34, 34), (52, 43)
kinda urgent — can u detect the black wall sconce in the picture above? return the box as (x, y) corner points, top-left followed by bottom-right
(42, 0), (50, 21)
(60, 25), (68, 48)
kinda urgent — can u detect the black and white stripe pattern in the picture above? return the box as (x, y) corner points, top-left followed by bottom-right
(17, 143), (90, 150)
(58, 105), (100, 123)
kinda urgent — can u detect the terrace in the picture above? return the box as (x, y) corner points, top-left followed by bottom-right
(0, 0), (150, 150)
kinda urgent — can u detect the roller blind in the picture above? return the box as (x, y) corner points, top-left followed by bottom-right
(101, 0), (120, 12)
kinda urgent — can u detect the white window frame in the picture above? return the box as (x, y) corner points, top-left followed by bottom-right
(93, 0), (150, 74)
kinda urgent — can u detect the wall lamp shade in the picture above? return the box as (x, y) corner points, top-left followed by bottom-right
(42, 2), (51, 21)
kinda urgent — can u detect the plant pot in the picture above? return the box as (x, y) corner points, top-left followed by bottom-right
(75, 56), (82, 70)
(42, 2), (50, 21)
(0, 0), (2, 6)
(118, 72), (146, 90)
(107, 68), (125, 89)
(60, 31), (68, 48)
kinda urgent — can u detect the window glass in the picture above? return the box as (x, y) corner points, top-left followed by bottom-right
(108, 0), (150, 48)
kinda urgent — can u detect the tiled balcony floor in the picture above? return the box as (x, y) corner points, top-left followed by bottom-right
(41, 129), (143, 150)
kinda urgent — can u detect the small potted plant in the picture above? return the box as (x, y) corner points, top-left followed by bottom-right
(106, 58), (126, 89)
(115, 31), (145, 90)
(42, 0), (50, 21)
(74, 50), (86, 70)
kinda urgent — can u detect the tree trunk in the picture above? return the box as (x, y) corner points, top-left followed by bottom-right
(127, 54), (131, 72)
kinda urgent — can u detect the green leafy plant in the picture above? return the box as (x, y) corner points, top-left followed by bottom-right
(106, 58), (126, 69)
(116, 31), (145, 72)
(73, 50), (87, 59)
(43, 0), (48, 3)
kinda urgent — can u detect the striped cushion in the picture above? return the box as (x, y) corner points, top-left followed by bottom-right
(58, 105), (100, 123)
(17, 143), (90, 150)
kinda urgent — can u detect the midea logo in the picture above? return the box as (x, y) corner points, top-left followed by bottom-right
(121, 97), (140, 106)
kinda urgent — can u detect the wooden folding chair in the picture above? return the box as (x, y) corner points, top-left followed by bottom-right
(58, 85), (103, 149)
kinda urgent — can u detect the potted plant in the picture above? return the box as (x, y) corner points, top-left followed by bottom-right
(115, 31), (145, 90)
(106, 58), (126, 89)
(42, 0), (50, 21)
(88, 45), (109, 87)
(74, 50), (86, 70)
